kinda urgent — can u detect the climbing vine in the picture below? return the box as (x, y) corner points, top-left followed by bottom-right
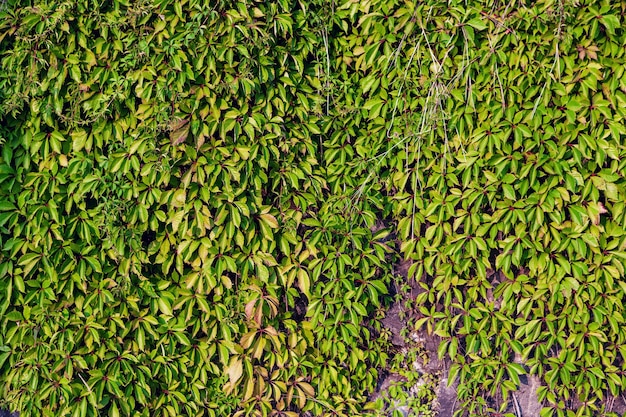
(1, 0), (626, 417)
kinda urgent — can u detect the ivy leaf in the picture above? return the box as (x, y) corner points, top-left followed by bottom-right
(447, 363), (461, 386)
(516, 124), (532, 137)
(170, 119), (190, 145)
(170, 210), (185, 233)
(600, 15), (620, 35)
(172, 189), (187, 207)
(236, 147), (250, 160)
(225, 357), (243, 387)
(158, 298), (173, 316)
(259, 213), (279, 229)
(569, 205), (588, 225)
(85, 256), (102, 273)
(503, 184), (516, 200)
(466, 17), (487, 31)
(297, 269), (310, 297)
(71, 129), (88, 153)
(256, 263), (269, 282)
(0, 201), (15, 211)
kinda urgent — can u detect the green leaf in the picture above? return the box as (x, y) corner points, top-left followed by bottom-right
(0, 201), (15, 211)
(353, 302), (367, 316)
(569, 205), (587, 225)
(256, 262), (269, 282)
(297, 269), (310, 297)
(18, 252), (40, 276)
(158, 298), (173, 316)
(503, 184), (516, 200)
(0, 279), (10, 316)
(466, 17), (487, 31)
(170, 210), (185, 233)
(447, 364), (460, 386)
(84, 256), (102, 273)
(172, 189), (187, 207)
(236, 147), (250, 160)
(259, 213), (279, 229)
(71, 129), (88, 152)
(600, 15), (620, 35)
(517, 124), (532, 137)
(5, 310), (23, 321)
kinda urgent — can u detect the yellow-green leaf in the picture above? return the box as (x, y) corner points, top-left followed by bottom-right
(259, 213), (279, 229)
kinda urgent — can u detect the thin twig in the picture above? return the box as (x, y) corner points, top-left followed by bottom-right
(78, 373), (92, 393)
(531, 0), (564, 118)
(488, 35), (507, 110)
(322, 27), (331, 116)
(386, 39), (422, 140)
(531, 42), (559, 118)
(387, 7), (420, 71)
(512, 392), (523, 417)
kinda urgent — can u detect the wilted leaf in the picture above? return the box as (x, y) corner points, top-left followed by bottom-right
(170, 119), (190, 145)
(225, 357), (243, 386)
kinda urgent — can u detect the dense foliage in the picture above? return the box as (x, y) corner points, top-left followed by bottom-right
(1, 0), (626, 416)
(0, 0), (400, 416)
